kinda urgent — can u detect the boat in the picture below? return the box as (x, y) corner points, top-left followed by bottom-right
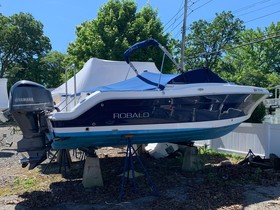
(8, 39), (269, 169)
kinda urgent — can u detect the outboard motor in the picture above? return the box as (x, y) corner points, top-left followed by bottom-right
(9, 80), (54, 169)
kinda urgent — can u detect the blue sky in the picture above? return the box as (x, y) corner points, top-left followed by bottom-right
(1, 0), (279, 53)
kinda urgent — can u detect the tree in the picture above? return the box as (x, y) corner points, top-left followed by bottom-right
(246, 102), (266, 123)
(219, 22), (280, 90)
(67, 0), (172, 72)
(40, 51), (67, 88)
(182, 11), (245, 71)
(0, 13), (51, 84)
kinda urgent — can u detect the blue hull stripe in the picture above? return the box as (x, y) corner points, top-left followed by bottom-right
(52, 123), (240, 149)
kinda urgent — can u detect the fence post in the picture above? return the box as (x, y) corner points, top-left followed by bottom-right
(264, 122), (271, 158)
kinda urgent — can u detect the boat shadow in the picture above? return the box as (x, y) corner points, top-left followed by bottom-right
(17, 156), (150, 208)
(0, 151), (14, 158)
(39, 154), (127, 179)
(14, 154), (280, 209)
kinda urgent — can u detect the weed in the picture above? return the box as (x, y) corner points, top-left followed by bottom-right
(13, 177), (37, 191)
(198, 146), (244, 164)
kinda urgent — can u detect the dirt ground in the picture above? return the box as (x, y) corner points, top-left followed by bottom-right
(1, 124), (280, 209)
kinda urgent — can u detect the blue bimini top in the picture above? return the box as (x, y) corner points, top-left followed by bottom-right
(82, 67), (226, 93)
(84, 72), (178, 92)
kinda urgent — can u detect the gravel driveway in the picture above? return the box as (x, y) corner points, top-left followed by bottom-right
(1, 125), (280, 209)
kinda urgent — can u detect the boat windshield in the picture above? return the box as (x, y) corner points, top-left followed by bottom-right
(169, 67), (226, 84)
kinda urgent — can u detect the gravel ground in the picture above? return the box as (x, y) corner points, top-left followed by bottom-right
(1, 124), (280, 209)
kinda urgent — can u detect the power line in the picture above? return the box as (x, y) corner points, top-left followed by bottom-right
(164, 11), (184, 33)
(165, 0), (279, 43)
(163, 0), (184, 33)
(163, 0), (203, 30)
(194, 0), (278, 27)
(237, 1), (280, 17)
(245, 10), (280, 24)
(163, 3), (184, 29)
(233, 0), (272, 14)
(166, 0), (215, 38)
(185, 32), (280, 60)
(163, 0), (198, 34)
(191, 0), (214, 13)
(165, 0), (280, 38)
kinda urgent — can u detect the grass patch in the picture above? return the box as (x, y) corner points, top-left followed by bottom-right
(0, 167), (64, 196)
(13, 177), (37, 192)
(198, 145), (244, 164)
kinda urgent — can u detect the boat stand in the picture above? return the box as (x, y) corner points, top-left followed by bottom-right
(58, 149), (71, 174)
(119, 135), (159, 201)
(72, 149), (87, 169)
(181, 143), (203, 172)
(43, 149), (71, 175)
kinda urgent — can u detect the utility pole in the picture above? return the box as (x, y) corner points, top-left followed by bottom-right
(180, 0), (187, 72)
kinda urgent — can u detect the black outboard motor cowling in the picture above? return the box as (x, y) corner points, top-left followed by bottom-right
(9, 80), (54, 169)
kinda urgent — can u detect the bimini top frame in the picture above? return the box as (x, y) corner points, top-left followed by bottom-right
(123, 39), (182, 75)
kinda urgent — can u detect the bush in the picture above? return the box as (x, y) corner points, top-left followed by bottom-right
(245, 102), (266, 123)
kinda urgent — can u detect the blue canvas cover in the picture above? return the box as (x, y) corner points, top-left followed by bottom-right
(82, 68), (226, 93)
(169, 67), (226, 84)
(84, 72), (178, 92)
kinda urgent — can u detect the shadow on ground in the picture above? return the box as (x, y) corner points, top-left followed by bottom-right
(11, 153), (280, 209)
(0, 151), (14, 158)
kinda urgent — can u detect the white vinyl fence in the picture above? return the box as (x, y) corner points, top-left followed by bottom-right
(195, 123), (280, 158)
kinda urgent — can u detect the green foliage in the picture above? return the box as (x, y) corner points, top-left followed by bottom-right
(40, 51), (67, 88)
(0, 12), (51, 85)
(180, 11), (279, 91)
(67, 0), (172, 72)
(13, 177), (37, 191)
(218, 22), (280, 89)
(198, 146), (244, 163)
(246, 102), (266, 123)
(199, 147), (225, 157)
(1, 5), (278, 90)
(182, 11), (245, 70)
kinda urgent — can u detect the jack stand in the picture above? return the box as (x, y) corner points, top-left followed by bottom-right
(238, 149), (256, 166)
(58, 149), (71, 175)
(239, 149), (267, 167)
(119, 135), (159, 201)
(42, 150), (59, 173)
(72, 149), (87, 169)
(245, 149), (255, 159)
(43, 149), (71, 175)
